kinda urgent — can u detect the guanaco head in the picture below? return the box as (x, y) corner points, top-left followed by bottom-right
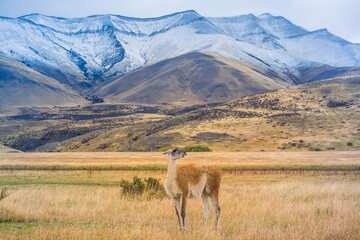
(162, 148), (187, 160)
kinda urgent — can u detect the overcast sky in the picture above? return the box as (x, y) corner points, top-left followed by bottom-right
(1, 0), (359, 43)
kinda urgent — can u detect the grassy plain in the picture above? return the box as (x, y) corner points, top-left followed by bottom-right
(0, 152), (360, 239)
(0, 151), (359, 171)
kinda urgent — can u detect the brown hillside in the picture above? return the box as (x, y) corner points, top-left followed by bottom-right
(0, 54), (87, 107)
(58, 76), (360, 152)
(94, 52), (291, 105)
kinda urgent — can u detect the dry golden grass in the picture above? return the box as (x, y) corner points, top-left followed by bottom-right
(0, 152), (359, 239)
(0, 171), (360, 239)
(0, 151), (359, 169)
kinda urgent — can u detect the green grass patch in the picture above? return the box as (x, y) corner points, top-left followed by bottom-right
(0, 220), (41, 232)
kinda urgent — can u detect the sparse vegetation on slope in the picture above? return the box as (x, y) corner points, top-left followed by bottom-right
(62, 76), (360, 152)
(0, 76), (359, 152)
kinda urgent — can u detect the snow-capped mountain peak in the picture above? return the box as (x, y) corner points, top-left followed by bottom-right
(0, 10), (359, 90)
(257, 13), (308, 38)
(258, 13), (273, 19)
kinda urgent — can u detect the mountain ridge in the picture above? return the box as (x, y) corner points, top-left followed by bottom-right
(0, 10), (359, 106)
(1, 10), (359, 87)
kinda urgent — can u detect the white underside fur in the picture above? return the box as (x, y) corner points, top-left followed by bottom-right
(188, 175), (207, 198)
(165, 174), (207, 198)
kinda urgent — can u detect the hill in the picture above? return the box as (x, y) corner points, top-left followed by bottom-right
(93, 52), (291, 105)
(0, 144), (21, 153)
(0, 54), (87, 107)
(1, 76), (358, 152)
(62, 76), (360, 152)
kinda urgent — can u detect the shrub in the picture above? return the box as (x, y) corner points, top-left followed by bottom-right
(144, 177), (167, 199)
(183, 145), (212, 152)
(156, 146), (171, 152)
(120, 176), (167, 199)
(85, 95), (104, 104)
(144, 177), (163, 191)
(120, 176), (145, 195)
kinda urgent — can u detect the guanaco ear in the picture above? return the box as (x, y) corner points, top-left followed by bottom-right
(162, 149), (172, 154)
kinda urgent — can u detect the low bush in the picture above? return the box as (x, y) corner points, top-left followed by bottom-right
(120, 176), (145, 195)
(120, 176), (167, 199)
(144, 177), (167, 199)
(144, 177), (163, 191)
(183, 145), (212, 152)
(156, 146), (171, 152)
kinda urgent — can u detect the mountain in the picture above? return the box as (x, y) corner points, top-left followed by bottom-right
(0, 54), (86, 107)
(0, 10), (359, 94)
(208, 13), (360, 67)
(93, 52), (292, 105)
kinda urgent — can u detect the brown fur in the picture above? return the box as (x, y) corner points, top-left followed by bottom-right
(205, 166), (222, 197)
(176, 164), (208, 195)
(175, 164), (222, 196)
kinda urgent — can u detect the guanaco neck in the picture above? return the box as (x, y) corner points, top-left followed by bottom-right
(165, 155), (177, 185)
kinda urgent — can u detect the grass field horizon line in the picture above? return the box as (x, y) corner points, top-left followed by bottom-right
(1, 164), (360, 171)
